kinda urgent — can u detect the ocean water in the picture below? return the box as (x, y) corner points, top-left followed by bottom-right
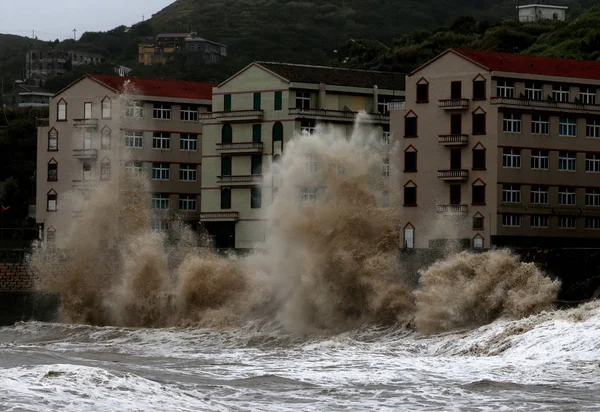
(1, 301), (600, 411)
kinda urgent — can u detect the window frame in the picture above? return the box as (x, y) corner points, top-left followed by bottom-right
(558, 187), (576, 206)
(416, 82), (429, 103)
(502, 214), (521, 227)
(251, 187), (262, 209)
(151, 194), (170, 210)
(585, 188), (600, 207)
(558, 151), (577, 172)
(180, 133), (198, 151)
(179, 194), (197, 211)
(531, 149), (549, 170)
(502, 184), (521, 204)
(274, 91), (283, 111)
(585, 153), (600, 173)
(179, 164), (198, 182)
(559, 118), (577, 137)
(180, 104), (198, 122)
(503, 112), (522, 133)
(530, 215), (549, 229)
(101, 126), (111, 149)
(152, 103), (171, 120)
(48, 128), (58, 151)
(531, 115), (549, 135)
(47, 190), (57, 212)
(151, 163), (171, 181)
(125, 101), (144, 118)
(100, 159), (111, 180)
(552, 85), (570, 102)
(47, 159), (58, 182)
(101, 97), (111, 119)
(558, 216), (577, 229)
(295, 91), (311, 109)
(57, 99), (67, 121)
(530, 185), (549, 205)
(586, 119), (600, 138)
(152, 132), (171, 150)
(496, 79), (515, 98)
(502, 148), (521, 168)
(124, 130), (143, 148)
(525, 82), (543, 100)
(580, 87), (597, 105)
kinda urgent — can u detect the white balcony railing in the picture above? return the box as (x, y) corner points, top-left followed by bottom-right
(199, 110), (263, 120)
(217, 175), (263, 184)
(73, 118), (99, 128)
(200, 212), (239, 221)
(388, 101), (406, 111)
(437, 204), (468, 214)
(438, 99), (469, 109)
(216, 142), (263, 152)
(491, 97), (600, 112)
(438, 134), (469, 145)
(72, 149), (98, 159)
(437, 169), (468, 180)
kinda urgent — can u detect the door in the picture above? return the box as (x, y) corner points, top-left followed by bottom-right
(83, 132), (92, 150)
(450, 114), (462, 134)
(450, 185), (461, 205)
(451, 81), (462, 99)
(450, 149), (461, 170)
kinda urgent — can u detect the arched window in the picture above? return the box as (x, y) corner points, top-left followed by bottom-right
(101, 126), (111, 149)
(221, 124), (232, 144)
(404, 110), (418, 137)
(473, 212), (484, 230)
(48, 128), (58, 151)
(47, 158), (58, 181)
(46, 226), (56, 246)
(473, 233), (484, 249)
(472, 179), (486, 205)
(57, 99), (67, 121)
(101, 158), (111, 180)
(403, 223), (415, 249)
(403, 180), (417, 207)
(273, 122), (283, 142)
(47, 189), (57, 211)
(221, 187), (231, 209)
(101, 97), (111, 119)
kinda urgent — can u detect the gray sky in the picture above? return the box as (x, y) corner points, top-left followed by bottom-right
(0, 0), (175, 41)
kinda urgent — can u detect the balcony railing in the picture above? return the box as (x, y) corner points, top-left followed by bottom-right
(216, 142), (264, 152)
(200, 212), (239, 222)
(438, 99), (469, 109)
(289, 108), (389, 122)
(438, 169), (468, 180)
(199, 110), (264, 121)
(72, 149), (98, 159)
(438, 134), (469, 145)
(437, 204), (468, 214)
(73, 118), (99, 128)
(491, 97), (600, 112)
(388, 101), (406, 111)
(217, 175), (263, 185)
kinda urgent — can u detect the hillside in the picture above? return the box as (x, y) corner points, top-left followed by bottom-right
(0, 35), (46, 87)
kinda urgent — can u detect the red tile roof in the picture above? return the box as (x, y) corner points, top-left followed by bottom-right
(451, 49), (600, 81)
(87, 74), (215, 100)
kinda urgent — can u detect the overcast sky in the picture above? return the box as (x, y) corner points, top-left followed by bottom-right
(0, 0), (175, 41)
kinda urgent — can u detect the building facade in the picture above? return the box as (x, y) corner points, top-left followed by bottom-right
(517, 4), (567, 22)
(391, 48), (600, 249)
(139, 33), (227, 66)
(200, 62), (405, 249)
(36, 74), (214, 245)
(3, 81), (52, 108)
(26, 49), (103, 85)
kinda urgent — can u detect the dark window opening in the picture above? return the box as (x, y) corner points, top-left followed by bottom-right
(473, 80), (486, 100)
(404, 186), (417, 206)
(472, 149), (486, 170)
(473, 113), (486, 134)
(404, 151), (417, 172)
(405, 117), (417, 137)
(416, 83), (429, 103)
(221, 156), (232, 176)
(450, 185), (461, 205)
(450, 114), (462, 134)
(450, 149), (461, 170)
(251, 154), (262, 175)
(473, 215), (484, 230)
(251, 188), (262, 209)
(221, 188), (231, 209)
(472, 185), (485, 204)
(451, 81), (462, 99)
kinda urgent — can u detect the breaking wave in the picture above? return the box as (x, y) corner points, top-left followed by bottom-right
(28, 114), (560, 334)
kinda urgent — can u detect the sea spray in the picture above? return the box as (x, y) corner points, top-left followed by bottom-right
(28, 114), (560, 333)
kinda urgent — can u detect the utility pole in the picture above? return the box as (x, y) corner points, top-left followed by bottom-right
(73, 29), (77, 41)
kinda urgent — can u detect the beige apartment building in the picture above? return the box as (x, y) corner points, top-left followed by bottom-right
(391, 48), (600, 249)
(200, 62), (405, 249)
(36, 74), (214, 245)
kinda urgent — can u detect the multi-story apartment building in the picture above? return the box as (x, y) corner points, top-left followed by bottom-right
(391, 48), (600, 249)
(26, 49), (103, 85)
(200, 62), (405, 249)
(139, 33), (227, 66)
(2, 81), (52, 108)
(36, 74), (214, 245)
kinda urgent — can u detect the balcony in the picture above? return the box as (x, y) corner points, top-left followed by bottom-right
(216, 142), (263, 153)
(217, 175), (263, 186)
(438, 169), (468, 181)
(491, 97), (600, 113)
(73, 118), (99, 129)
(437, 204), (468, 214)
(388, 101), (406, 111)
(438, 99), (469, 110)
(438, 134), (468, 146)
(200, 212), (239, 222)
(72, 149), (98, 159)
(199, 110), (263, 122)
(289, 108), (389, 123)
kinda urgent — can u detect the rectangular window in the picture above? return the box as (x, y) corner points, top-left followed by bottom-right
(503, 113), (521, 133)
(47, 193), (57, 211)
(404, 151), (417, 172)
(153, 103), (171, 120)
(101, 128), (111, 149)
(496, 79), (515, 98)
(179, 194), (197, 211)
(180, 134), (198, 151)
(382, 124), (390, 145)
(300, 119), (316, 135)
(57, 101), (67, 120)
(125, 161), (143, 178)
(502, 184), (521, 203)
(558, 187), (576, 206)
(450, 184), (461, 205)
(382, 158), (390, 177)
(252, 124), (262, 143)
(530, 150), (549, 170)
(405, 117), (417, 137)
(251, 155), (262, 175)
(180, 104), (198, 121)
(152, 163), (170, 180)
(502, 214), (521, 227)
(585, 188), (600, 207)
(451, 81), (462, 99)
(124, 130), (143, 148)
(473, 80), (485, 100)
(48, 163), (57, 181)
(472, 185), (485, 204)
(472, 113), (486, 134)
(404, 186), (417, 206)
(531, 215), (548, 228)
(274, 91), (282, 110)
(502, 148), (521, 168)
(450, 114), (462, 134)
(531, 115), (549, 135)
(224, 94), (231, 111)
(378, 95), (390, 114)
(296, 91), (311, 109)
(253, 92), (261, 110)
(558, 216), (576, 229)
(301, 188), (317, 202)
(580, 87), (597, 105)
(101, 161), (111, 180)
(102, 99), (111, 118)
(151, 194), (170, 210)
(179, 164), (197, 182)
(221, 188), (231, 209)
(221, 156), (232, 176)
(473, 215), (484, 230)
(251, 187), (262, 209)
(525, 82), (543, 100)
(559, 118), (577, 137)
(84, 102), (92, 119)
(473, 149), (486, 170)
(416, 83), (429, 102)
(558, 151), (576, 171)
(48, 130), (58, 150)
(586, 153), (600, 173)
(151, 220), (169, 232)
(530, 186), (549, 205)
(152, 132), (171, 150)
(553, 85), (570, 102)
(125, 101), (144, 118)
(585, 217), (600, 230)
(586, 119), (600, 138)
